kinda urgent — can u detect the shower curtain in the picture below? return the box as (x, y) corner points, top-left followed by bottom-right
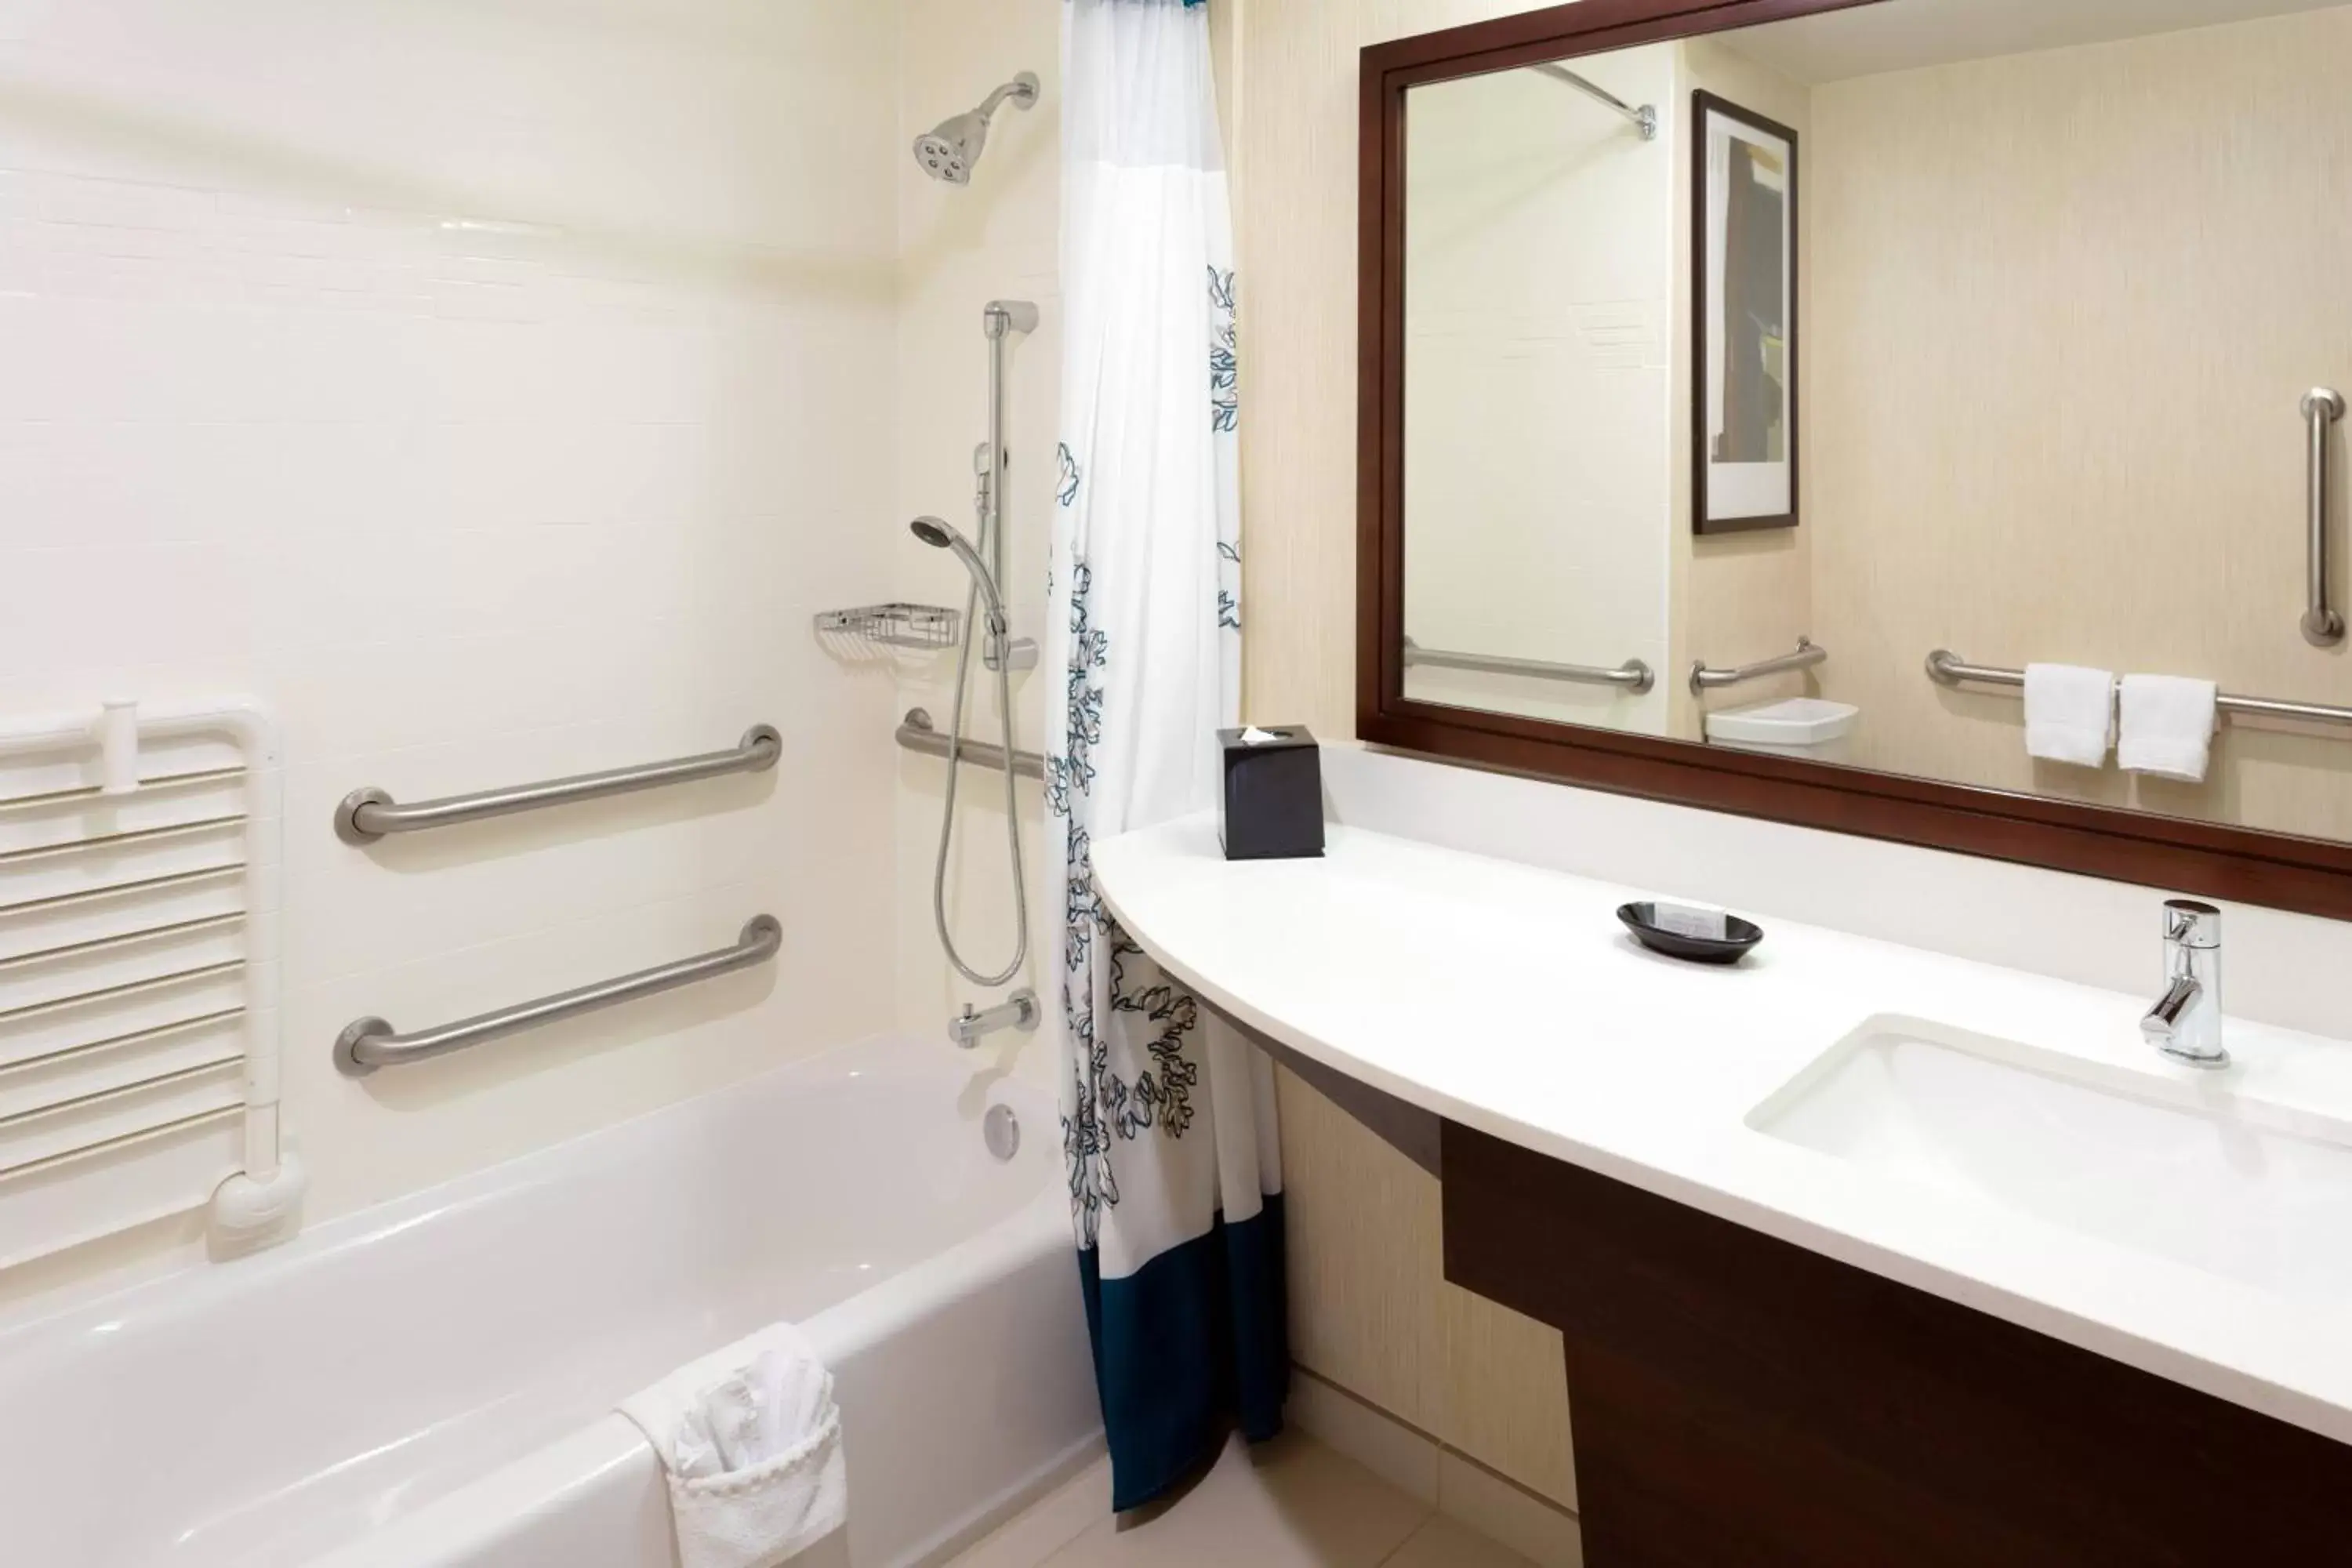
(1044, 0), (1286, 1514)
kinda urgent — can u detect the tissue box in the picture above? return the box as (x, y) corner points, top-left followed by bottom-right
(1218, 726), (1324, 860)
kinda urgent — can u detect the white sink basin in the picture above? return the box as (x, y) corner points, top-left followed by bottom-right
(1749, 1017), (2352, 1302)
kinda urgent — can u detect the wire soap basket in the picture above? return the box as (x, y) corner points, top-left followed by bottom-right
(815, 603), (961, 651)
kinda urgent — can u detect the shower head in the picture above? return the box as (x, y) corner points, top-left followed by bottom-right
(914, 71), (1040, 185)
(910, 517), (1006, 627)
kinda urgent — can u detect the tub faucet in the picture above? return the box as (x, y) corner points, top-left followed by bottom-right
(949, 988), (1040, 1049)
(2141, 899), (2227, 1069)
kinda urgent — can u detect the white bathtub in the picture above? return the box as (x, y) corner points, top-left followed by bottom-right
(0, 1036), (1102, 1568)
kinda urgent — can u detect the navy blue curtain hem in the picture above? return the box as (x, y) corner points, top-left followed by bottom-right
(1078, 1194), (1290, 1513)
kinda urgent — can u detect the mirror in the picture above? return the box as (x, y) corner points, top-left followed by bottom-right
(1394, 0), (2352, 850)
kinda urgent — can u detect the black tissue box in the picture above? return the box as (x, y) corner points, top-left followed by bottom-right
(1218, 725), (1324, 860)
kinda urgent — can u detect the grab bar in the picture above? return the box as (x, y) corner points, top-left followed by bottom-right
(333, 916), (782, 1076)
(896, 708), (1045, 780)
(1403, 637), (1654, 694)
(2305, 389), (2346, 645)
(336, 727), (782, 844)
(1690, 637), (1826, 696)
(1926, 649), (2352, 728)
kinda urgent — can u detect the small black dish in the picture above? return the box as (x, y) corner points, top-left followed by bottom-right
(1616, 902), (1763, 965)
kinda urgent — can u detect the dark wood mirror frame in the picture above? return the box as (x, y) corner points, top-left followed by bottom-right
(1357, 0), (2352, 923)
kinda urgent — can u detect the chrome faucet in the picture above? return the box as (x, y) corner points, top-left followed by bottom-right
(2141, 899), (2226, 1069)
(949, 987), (1040, 1049)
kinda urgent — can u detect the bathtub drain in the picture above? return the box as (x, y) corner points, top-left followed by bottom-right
(983, 1104), (1021, 1162)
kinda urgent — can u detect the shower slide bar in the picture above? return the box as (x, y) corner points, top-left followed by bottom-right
(336, 726), (782, 844)
(1403, 637), (1654, 693)
(896, 707), (1046, 780)
(1690, 637), (1827, 696)
(334, 916), (782, 1076)
(1926, 650), (2352, 728)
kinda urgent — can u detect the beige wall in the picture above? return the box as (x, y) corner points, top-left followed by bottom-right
(1672, 36), (1817, 735)
(1228, 0), (1590, 1515)
(1802, 6), (2352, 839)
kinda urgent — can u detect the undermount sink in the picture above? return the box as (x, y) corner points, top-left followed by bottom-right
(1748, 1017), (2352, 1302)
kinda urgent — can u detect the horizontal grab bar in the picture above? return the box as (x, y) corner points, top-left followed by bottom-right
(1926, 650), (2352, 728)
(896, 708), (1046, 780)
(333, 916), (782, 1077)
(1403, 637), (1654, 694)
(336, 726), (782, 844)
(1690, 637), (1826, 696)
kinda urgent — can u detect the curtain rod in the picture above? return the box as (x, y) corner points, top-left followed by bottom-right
(1532, 62), (1659, 140)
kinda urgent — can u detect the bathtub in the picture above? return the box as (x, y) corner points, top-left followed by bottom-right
(0, 1035), (1102, 1568)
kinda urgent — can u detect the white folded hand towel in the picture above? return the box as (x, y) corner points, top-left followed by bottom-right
(2023, 663), (2115, 768)
(620, 1323), (847, 1568)
(2118, 674), (2220, 782)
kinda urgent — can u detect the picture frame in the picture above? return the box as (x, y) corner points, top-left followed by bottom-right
(1693, 89), (1799, 535)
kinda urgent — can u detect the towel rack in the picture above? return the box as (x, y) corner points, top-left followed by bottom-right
(1403, 637), (1654, 694)
(0, 697), (301, 1269)
(336, 726), (782, 844)
(334, 916), (782, 1076)
(2304, 389), (2346, 646)
(1926, 650), (2352, 728)
(1690, 637), (1826, 696)
(895, 708), (1046, 779)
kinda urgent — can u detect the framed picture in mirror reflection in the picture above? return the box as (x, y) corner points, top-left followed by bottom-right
(1694, 90), (1798, 535)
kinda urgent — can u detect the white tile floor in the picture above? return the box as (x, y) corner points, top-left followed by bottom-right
(950, 1433), (1537, 1568)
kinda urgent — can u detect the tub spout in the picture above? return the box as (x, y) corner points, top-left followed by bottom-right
(949, 989), (1040, 1048)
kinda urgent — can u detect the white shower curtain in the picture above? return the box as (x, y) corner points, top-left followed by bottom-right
(1044, 0), (1285, 1514)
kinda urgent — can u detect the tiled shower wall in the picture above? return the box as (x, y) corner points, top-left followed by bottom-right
(0, 0), (904, 1305)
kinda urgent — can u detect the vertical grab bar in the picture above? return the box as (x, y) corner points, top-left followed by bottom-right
(2303, 388), (2346, 646)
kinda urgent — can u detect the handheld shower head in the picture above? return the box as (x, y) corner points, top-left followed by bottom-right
(910, 517), (1006, 628)
(914, 71), (1040, 184)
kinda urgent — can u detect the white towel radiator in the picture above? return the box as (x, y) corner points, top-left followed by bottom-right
(0, 698), (303, 1270)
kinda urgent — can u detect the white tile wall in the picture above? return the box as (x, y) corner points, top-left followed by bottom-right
(0, 0), (906, 1303)
(1401, 45), (1678, 737)
(889, 0), (1065, 1068)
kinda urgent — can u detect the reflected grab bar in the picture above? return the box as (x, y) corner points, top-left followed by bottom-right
(1926, 649), (2352, 728)
(1403, 638), (1654, 694)
(896, 707), (1046, 779)
(2305, 388), (2346, 646)
(1690, 637), (1826, 696)
(336, 727), (782, 844)
(334, 916), (782, 1076)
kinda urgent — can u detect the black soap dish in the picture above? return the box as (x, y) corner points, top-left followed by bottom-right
(1617, 902), (1763, 965)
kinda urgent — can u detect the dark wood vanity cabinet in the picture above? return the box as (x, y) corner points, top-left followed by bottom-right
(1440, 1123), (2352, 1566)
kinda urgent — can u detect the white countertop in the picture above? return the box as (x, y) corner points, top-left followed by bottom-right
(1094, 815), (2352, 1447)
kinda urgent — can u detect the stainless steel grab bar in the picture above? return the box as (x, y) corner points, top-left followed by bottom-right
(1403, 637), (1654, 694)
(1690, 637), (1826, 696)
(896, 707), (1045, 780)
(2305, 388), (2346, 646)
(1927, 648), (2352, 727)
(336, 727), (781, 844)
(333, 916), (782, 1076)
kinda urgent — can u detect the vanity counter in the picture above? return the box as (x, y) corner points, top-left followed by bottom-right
(1093, 814), (2352, 1449)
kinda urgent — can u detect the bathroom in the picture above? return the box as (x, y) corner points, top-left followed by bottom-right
(8, 0), (2352, 1563)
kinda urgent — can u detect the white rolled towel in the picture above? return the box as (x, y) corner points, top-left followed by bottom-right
(2023, 663), (2115, 768)
(2118, 674), (2220, 783)
(619, 1323), (847, 1568)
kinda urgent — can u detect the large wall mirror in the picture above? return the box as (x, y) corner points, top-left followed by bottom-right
(1361, 0), (2352, 916)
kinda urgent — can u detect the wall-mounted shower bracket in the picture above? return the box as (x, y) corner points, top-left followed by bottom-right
(985, 637), (1039, 673)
